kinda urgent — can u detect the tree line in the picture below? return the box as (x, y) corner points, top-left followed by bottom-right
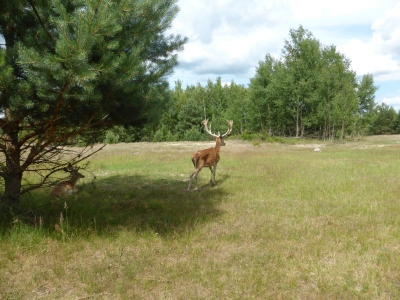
(104, 26), (399, 144)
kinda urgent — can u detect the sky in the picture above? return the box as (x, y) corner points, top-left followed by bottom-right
(168, 0), (400, 111)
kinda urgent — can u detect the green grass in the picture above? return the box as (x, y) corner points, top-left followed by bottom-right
(1, 138), (400, 299)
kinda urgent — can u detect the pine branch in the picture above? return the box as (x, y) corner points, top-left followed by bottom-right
(20, 111), (105, 171)
(27, 0), (54, 44)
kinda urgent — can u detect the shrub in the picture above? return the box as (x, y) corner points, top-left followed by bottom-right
(165, 131), (179, 142)
(153, 129), (165, 142)
(104, 130), (119, 144)
(241, 130), (260, 141)
(184, 127), (202, 141)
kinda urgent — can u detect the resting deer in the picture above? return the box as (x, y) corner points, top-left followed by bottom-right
(51, 163), (85, 197)
(187, 119), (233, 192)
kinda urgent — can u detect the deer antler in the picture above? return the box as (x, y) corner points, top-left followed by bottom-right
(202, 119), (233, 138)
(63, 163), (80, 173)
(221, 120), (233, 138)
(202, 119), (218, 138)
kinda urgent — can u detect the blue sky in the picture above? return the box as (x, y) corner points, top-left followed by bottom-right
(169, 0), (400, 110)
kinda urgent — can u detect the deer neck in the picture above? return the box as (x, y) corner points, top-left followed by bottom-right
(214, 138), (222, 152)
(69, 175), (80, 185)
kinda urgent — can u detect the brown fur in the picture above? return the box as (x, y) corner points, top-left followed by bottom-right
(51, 166), (85, 197)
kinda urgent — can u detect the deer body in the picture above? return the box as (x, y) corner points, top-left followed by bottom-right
(51, 164), (85, 197)
(187, 119), (233, 192)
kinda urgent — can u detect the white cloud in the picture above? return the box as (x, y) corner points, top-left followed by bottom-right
(170, 0), (400, 105)
(287, 0), (394, 23)
(372, 2), (400, 55)
(356, 1), (400, 82)
(291, 0), (400, 82)
(171, 1), (289, 84)
(337, 39), (399, 79)
(382, 96), (400, 111)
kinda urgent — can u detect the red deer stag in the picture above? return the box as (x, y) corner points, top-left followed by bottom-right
(187, 119), (233, 192)
(51, 163), (85, 197)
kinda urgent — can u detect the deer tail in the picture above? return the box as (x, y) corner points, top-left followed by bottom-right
(192, 157), (197, 167)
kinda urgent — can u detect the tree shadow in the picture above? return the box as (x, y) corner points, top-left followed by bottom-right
(15, 174), (229, 238)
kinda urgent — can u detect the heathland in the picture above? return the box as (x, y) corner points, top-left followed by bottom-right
(1, 135), (400, 299)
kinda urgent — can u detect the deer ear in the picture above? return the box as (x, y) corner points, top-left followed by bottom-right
(64, 163), (73, 172)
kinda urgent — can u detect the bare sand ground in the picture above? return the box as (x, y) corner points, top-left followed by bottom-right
(94, 134), (400, 153)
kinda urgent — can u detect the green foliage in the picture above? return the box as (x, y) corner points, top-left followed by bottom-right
(240, 130), (262, 141)
(153, 125), (179, 142)
(104, 130), (120, 144)
(223, 81), (248, 134)
(102, 126), (139, 144)
(370, 103), (398, 135)
(183, 126), (203, 141)
(356, 74), (379, 135)
(177, 96), (205, 137)
(248, 54), (278, 133)
(163, 78), (247, 141)
(153, 128), (165, 142)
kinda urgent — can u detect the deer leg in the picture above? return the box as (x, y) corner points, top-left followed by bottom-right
(208, 167), (212, 185)
(210, 164), (217, 185)
(213, 164), (217, 185)
(187, 168), (200, 192)
(187, 171), (195, 191)
(209, 165), (217, 185)
(194, 170), (199, 191)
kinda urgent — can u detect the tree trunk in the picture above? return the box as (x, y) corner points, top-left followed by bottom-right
(295, 106), (300, 138)
(3, 169), (23, 205)
(340, 120), (345, 140)
(1, 109), (23, 206)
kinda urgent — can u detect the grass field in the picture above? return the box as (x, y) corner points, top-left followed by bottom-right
(1, 136), (400, 299)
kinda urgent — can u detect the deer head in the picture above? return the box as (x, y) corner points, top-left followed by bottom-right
(63, 163), (85, 183)
(202, 119), (233, 142)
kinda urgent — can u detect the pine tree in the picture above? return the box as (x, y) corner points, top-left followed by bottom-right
(0, 0), (186, 205)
